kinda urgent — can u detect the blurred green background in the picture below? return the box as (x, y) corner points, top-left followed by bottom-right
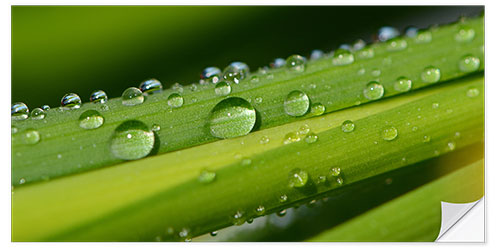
(12, 6), (483, 108)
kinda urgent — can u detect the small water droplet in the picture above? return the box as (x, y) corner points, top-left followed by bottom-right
(57, 154), (62, 159)
(210, 231), (218, 237)
(381, 126), (398, 141)
(254, 97), (263, 104)
(232, 211), (245, 225)
(432, 102), (439, 109)
(172, 82), (184, 92)
(283, 131), (301, 144)
(341, 120), (355, 133)
(165, 93), (183, 108)
(357, 47), (374, 59)
(466, 87), (480, 98)
(455, 26), (475, 42)
(332, 49), (354, 66)
(151, 124), (161, 132)
(31, 108), (46, 120)
(352, 39), (366, 51)
(79, 110), (104, 129)
(405, 26), (419, 37)
(298, 124), (311, 136)
(386, 38), (407, 51)
(288, 168), (309, 188)
(279, 194), (288, 203)
(357, 68), (366, 75)
(310, 49), (324, 60)
(454, 132), (461, 139)
(316, 175), (326, 184)
(256, 205), (266, 215)
(421, 66), (441, 83)
(60, 93), (82, 109)
(189, 83), (198, 92)
(458, 55), (480, 73)
(41, 105), (50, 111)
(415, 30), (432, 43)
(304, 132), (318, 144)
(208, 97), (256, 139)
(139, 78), (163, 95)
(339, 44), (352, 51)
(394, 77), (412, 92)
(336, 177), (344, 185)
(378, 26), (400, 42)
(284, 90), (310, 117)
(412, 126), (418, 132)
(22, 129), (40, 145)
(19, 178), (26, 185)
(277, 209), (287, 217)
(179, 228), (190, 238)
(110, 120), (155, 160)
(250, 75), (260, 83)
(330, 167), (341, 177)
(447, 141), (456, 151)
(310, 103), (325, 116)
(198, 170), (216, 184)
(223, 62), (248, 84)
(11, 126), (18, 134)
(90, 90), (108, 104)
(271, 58), (286, 68)
(371, 69), (381, 77)
(260, 136), (270, 144)
(214, 81), (231, 96)
(121, 87), (144, 106)
(201, 67), (222, 84)
(363, 81), (385, 100)
(285, 54), (307, 73)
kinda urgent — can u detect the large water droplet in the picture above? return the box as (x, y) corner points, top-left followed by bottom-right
(332, 49), (354, 66)
(31, 108), (46, 120)
(121, 87), (144, 106)
(455, 26), (475, 42)
(378, 26), (400, 42)
(363, 81), (385, 100)
(386, 38), (408, 51)
(458, 55), (480, 72)
(90, 90), (108, 104)
(110, 120), (155, 160)
(421, 67), (441, 83)
(381, 126), (398, 141)
(341, 120), (355, 133)
(394, 77), (412, 92)
(285, 55), (306, 73)
(214, 81), (231, 96)
(61, 93), (82, 109)
(22, 129), (40, 145)
(288, 168), (309, 188)
(198, 170), (216, 184)
(79, 110), (104, 129)
(201, 67), (222, 84)
(284, 90), (310, 117)
(11, 102), (29, 120)
(310, 103), (325, 116)
(139, 78), (163, 95)
(208, 97), (256, 139)
(223, 62), (248, 84)
(166, 93), (184, 108)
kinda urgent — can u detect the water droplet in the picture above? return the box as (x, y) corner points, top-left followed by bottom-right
(19, 178), (26, 185)
(179, 228), (190, 238)
(241, 158), (252, 166)
(208, 97), (256, 139)
(357, 48), (374, 59)
(79, 110), (104, 129)
(371, 68), (381, 77)
(310, 49), (324, 60)
(455, 26), (475, 42)
(31, 108), (46, 120)
(189, 83), (198, 92)
(151, 124), (161, 132)
(386, 38), (407, 51)
(172, 82), (184, 92)
(277, 209), (287, 217)
(139, 78), (163, 95)
(447, 141), (456, 151)
(454, 132), (461, 139)
(405, 26), (419, 37)
(330, 167), (341, 177)
(164, 93), (183, 108)
(352, 39), (366, 51)
(298, 124), (311, 135)
(316, 175), (326, 184)
(412, 126), (418, 132)
(421, 67), (441, 83)
(336, 177), (344, 185)
(110, 120), (155, 160)
(332, 49), (354, 66)
(378, 26), (400, 42)
(250, 75), (260, 83)
(214, 81), (231, 96)
(304, 132), (318, 144)
(466, 87), (480, 98)
(121, 87), (144, 106)
(283, 131), (301, 144)
(260, 136), (270, 144)
(198, 170), (216, 184)
(284, 90), (310, 116)
(11, 126), (18, 134)
(285, 54), (306, 73)
(288, 168), (309, 188)
(458, 55), (480, 72)
(279, 194), (288, 203)
(256, 205), (266, 215)
(415, 30), (432, 43)
(22, 129), (40, 145)
(341, 120), (355, 133)
(339, 44), (352, 51)
(310, 103), (325, 116)
(232, 211), (245, 225)
(254, 97), (263, 104)
(90, 90), (108, 104)
(432, 102), (439, 109)
(41, 105), (50, 111)
(363, 81), (385, 100)
(201, 67), (222, 84)
(60, 93), (82, 109)
(271, 58), (286, 68)
(394, 77), (412, 92)
(230, 62), (250, 76)
(381, 126), (398, 141)
(223, 62), (248, 84)
(357, 68), (366, 75)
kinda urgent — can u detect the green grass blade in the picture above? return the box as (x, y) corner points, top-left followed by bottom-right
(12, 16), (484, 185)
(12, 74), (484, 241)
(307, 158), (484, 242)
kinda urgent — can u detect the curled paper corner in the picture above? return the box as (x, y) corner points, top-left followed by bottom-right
(436, 197), (484, 242)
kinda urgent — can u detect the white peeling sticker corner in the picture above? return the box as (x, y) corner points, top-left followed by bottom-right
(436, 197), (484, 242)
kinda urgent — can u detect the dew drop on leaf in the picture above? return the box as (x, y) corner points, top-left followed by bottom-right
(381, 126), (398, 141)
(341, 120), (355, 133)
(271, 58), (286, 68)
(22, 129), (40, 145)
(214, 81), (231, 96)
(279, 194), (288, 203)
(61, 93), (82, 109)
(198, 170), (216, 184)
(310, 103), (325, 116)
(363, 81), (385, 100)
(256, 205), (266, 215)
(79, 110), (104, 130)
(288, 168), (309, 188)
(304, 132), (318, 144)
(12, 102), (29, 120)
(167, 93), (184, 108)
(415, 30), (432, 43)
(201, 67), (222, 84)
(394, 77), (412, 92)
(139, 78), (163, 95)
(90, 90), (108, 104)
(378, 26), (400, 42)
(210, 231), (218, 237)
(110, 120), (155, 160)
(332, 49), (354, 66)
(284, 90), (310, 116)
(151, 124), (161, 132)
(386, 38), (408, 51)
(121, 87), (144, 106)
(356, 47), (374, 59)
(421, 66), (441, 83)
(208, 97), (256, 139)
(31, 108), (46, 120)
(458, 55), (480, 73)
(41, 105), (50, 111)
(466, 87), (480, 98)
(277, 209), (287, 217)
(310, 49), (324, 60)
(285, 54), (306, 73)
(455, 26), (475, 42)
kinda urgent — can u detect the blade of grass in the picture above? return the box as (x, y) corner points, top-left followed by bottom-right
(12, 74), (483, 241)
(12, 16), (484, 185)
(307, 158), (484, 242)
